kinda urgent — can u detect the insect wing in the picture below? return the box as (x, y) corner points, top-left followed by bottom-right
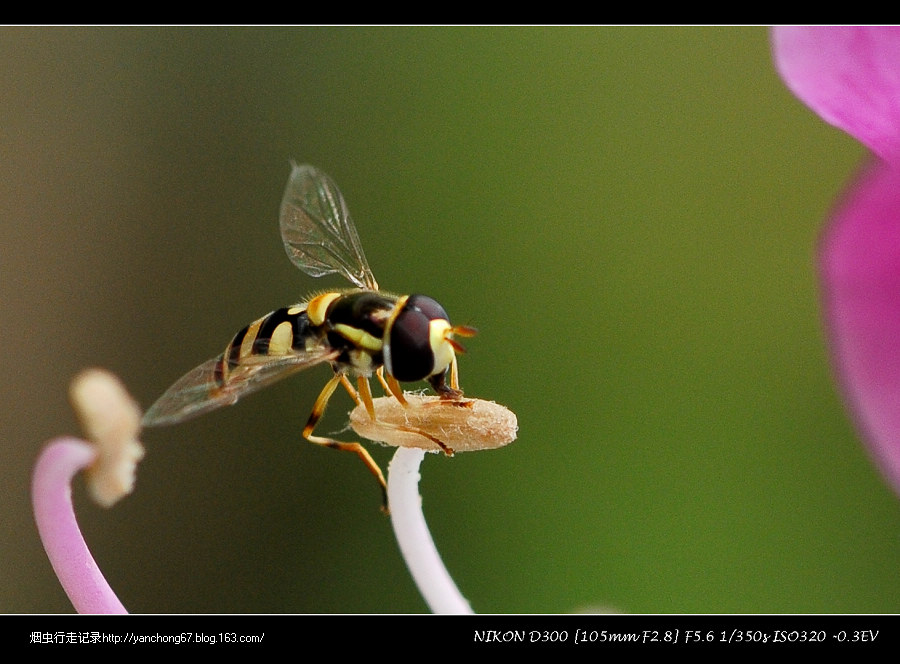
(142, 348), (339, 427)
(280, 163), (379, 290)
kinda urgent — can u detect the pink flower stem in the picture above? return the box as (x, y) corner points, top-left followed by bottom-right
(32, 437), (128, 614)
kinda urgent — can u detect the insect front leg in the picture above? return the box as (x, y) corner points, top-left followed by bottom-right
(427, 361), (467, 401)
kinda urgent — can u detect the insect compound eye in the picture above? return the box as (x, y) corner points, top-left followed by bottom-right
(387, 294), (452, 382)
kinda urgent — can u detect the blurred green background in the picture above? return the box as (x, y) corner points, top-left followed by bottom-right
(3, 26), (897, 614)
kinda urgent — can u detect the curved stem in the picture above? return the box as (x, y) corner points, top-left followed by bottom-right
(32, 438), (128, 614)
(387, 447), (473, 614)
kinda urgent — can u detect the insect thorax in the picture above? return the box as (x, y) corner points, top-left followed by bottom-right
(321, 291), (399, 374)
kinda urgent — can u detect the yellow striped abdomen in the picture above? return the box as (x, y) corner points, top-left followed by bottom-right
(215, 304), (313, 385)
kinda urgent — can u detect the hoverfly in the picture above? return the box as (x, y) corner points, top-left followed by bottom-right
(142, 164), (475, 510)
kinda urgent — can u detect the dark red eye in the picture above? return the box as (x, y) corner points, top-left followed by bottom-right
(387, 295), (449, 382)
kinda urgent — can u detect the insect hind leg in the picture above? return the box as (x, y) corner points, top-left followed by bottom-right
(302, 373), (388, 513)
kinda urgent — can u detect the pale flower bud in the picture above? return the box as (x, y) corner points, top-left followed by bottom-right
(69, 368), (145, 507)
(350, 394), (517, 453)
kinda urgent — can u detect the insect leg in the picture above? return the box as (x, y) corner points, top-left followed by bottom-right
(356, 375), (377, 420)
(376, 366), (408, 406)
(449, 353), (460, 391)
(302, 373), (388, 512)
(380, 419), (456, 457)
(370, 369), (456, 456)
(340, 374), (361, 405)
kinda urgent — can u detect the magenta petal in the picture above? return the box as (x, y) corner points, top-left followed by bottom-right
(821, 159), (900, 496)
(773, 26), (900, 162)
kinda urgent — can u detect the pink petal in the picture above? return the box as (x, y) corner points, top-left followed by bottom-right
(821, 159), (900, 496)
(773, 26), (900, 162)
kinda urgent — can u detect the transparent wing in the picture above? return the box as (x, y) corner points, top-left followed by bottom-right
(280, 163), (379, 290)
(142, 347), (339, 427)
